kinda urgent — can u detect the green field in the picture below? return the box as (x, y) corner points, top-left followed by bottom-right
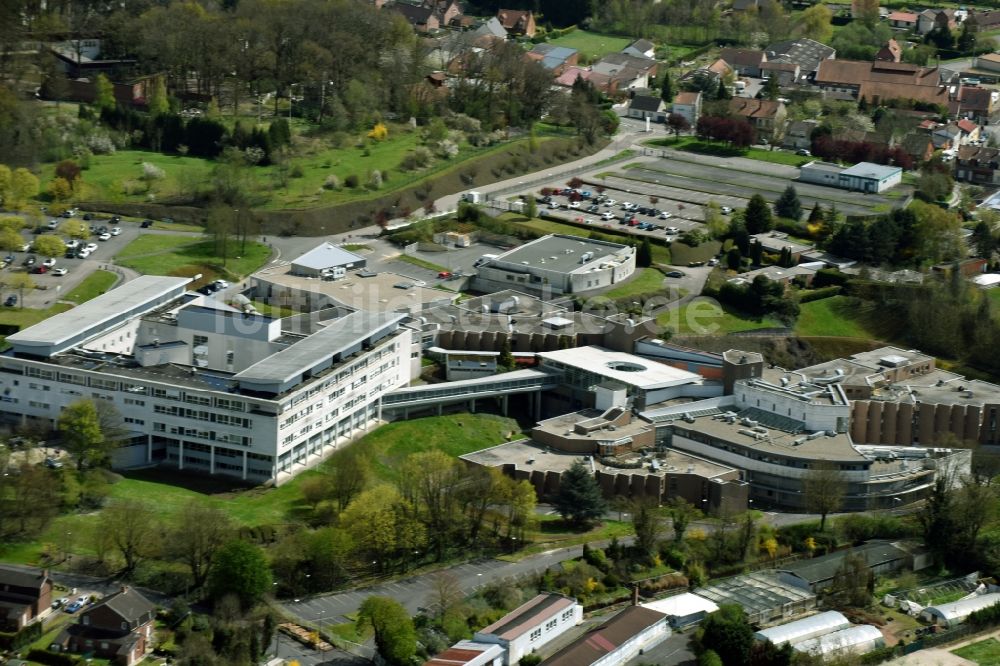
(660, 299), (781, 336)
(546, 30), (632, 61)
(0, 414), (523, 565)
(667, 240), (722, 266)
(62, 270), (118, 304)
(795, 295), (873, 338)
(953, 638), (1000, 665)
(115, 236), (271, 281)
(601, 267), (665, 299)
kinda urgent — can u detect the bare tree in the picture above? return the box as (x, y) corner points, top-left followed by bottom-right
(169, 500), (235, 588)
(803, 463), (847, 531)
(425, 571), (463, 621)
(99, 500), (161, 576)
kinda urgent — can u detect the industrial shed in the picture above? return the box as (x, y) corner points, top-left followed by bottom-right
(642, 593), (719, 627)
(793, 625), (884, 658)
(754, 611), (851, 647)
(694, 572), (816, 625)
(921, 593), (1000, 628)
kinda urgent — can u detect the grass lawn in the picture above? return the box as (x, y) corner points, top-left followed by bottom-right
(393, 254), (450, 273)
(795, 295), (873, 338)
(62, 270), (118, 304)
(954, 638), (1000, 665)
(660, 299), (781, 336)
(341, 244), (372, 252)
(115, 236), (271, 281)
(601, 267), (665, 299)
(502, 516), (634, 560)
(250, 299), (296, 318)
(647, 136), (810, 167)
(332, 413), (523, 483)
(546, 30), (632, 61)
(667, 240), (721, 266)
(114, 234), (203, 259)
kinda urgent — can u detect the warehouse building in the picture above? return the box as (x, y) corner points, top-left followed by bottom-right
(472, 234), (636, 296)
(921, 593), (1000, 628)
(473, 593), (582, 665)
(798, 161), (902, 193)
(540, 606), (669, 666)
(289, 242), (366, 278)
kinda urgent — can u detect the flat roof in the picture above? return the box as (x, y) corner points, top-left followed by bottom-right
(801, 161), (844, 174)
(538, 346), (702, 390)
(234, 310), (404, 385)
(642, 593), (719, 618)
(491, 234), (631, 275)
(7, 275), (190, 350)
(841, 162), (902, 179)
(291, 242), (365, 270)
(462, 439), (737, 479)
(252, 265), (457, 311)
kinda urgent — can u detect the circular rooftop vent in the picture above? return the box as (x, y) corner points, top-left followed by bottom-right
(606, 361), (646, 372)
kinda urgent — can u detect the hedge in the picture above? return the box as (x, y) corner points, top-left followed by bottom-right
(26, 649), (83, 666)
(0, 621), (43, 650)
(798, 286), (842, 303)
(812, 268), (850, 289)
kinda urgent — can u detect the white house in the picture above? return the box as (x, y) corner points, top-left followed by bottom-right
(474, 593), (582, 665)
(672, 91), (702, 127)
(627, 94), (667, 122)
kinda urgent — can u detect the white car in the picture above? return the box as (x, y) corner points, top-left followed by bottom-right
(659, 211), (672, 219)
(568, 201), (580, 209)
(213, 279), (230, 289)
(548, 202), (560, 209)
(84, 243), (98, 252)
(20, 243), (30, 252)
(97, 233), (111, 241)
(110, 227), (121, 236)
(47, 219), (59, 229)
(720, 206), (733, 215)
(666, 226), (680, 234)
(65, 239), (79, 249)
(601, 211), (615, 221)
(603, 199), (616, 207)
(42, 258), (56, 268)
(52, 267), (68, 276)
(77, 249), (91, 259)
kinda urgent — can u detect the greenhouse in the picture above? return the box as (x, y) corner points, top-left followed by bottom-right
(793, 625), (885, 658)
(754, 611), (851, 647)
(921, 593), (1000, 628)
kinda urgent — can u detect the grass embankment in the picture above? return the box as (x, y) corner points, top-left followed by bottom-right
(62, 270), (118, 304)
(394, 254), (450, 274)
(647, 136), (811, 167)
(601, 267), (665, 300)
(661, 300), (781, 336)
(115, 234), (271, 282)
(953, 638), (1000, 665)
(794, 295), (876, 339)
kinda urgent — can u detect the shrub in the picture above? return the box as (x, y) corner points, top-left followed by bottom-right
(290, 164), (304, 178)
(26, 650), (82, 666)
(367, 169), (383, 189)
(812, 268), (850, 288)
(798, 286), (841, 303)
(400, 147), (433, 171)
(322, 174), (340, 190)
(345, 174), (360, 188)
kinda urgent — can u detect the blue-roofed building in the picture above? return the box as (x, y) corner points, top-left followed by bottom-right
(527, 43), (578, 75)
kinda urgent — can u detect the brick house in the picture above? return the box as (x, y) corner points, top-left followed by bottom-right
(875, 39), (902, 63)
(887, 11), (919, 30)
(391, 3), (439, 32)
(56, 587), (156, 666)
(496, 9), (535, 37)
(0, 567), (52, 631)
(956, 145), (1000, 186)
(728, 98), (787, 142)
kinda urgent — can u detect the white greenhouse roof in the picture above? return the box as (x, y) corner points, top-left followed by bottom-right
(924, 593), (1000, 621)
(793, 625), (884, 657)
(642, 593), (718, 618)
(755, 611), (850, 646)
(291, 242), (364, 270)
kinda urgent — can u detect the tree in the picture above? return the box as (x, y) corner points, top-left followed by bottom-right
(919, 476), (956, 566)
(98, 500), (161, 576)
(828, 552), (873, 607)
(399, 450), (463, 560)
(631, 498), (664, 559)
(803, 462), (846, 531)
(525, 196), (537, 219)
(358, 596), (417, 665)
(797, 4), (833, 44)
(39, 54), (68, 103)
(695, 604), (754, 666)
(94, 73), (115, 111)
(426, 571), (463, 621)
(972, 220), (996, 258)
(328, 446), (371, 512)
(666, 496), (700, 543)
(499, 338), (515, 371)
(763, 75), (779, 102)
(58, 400), (105, 470)
(59, 220), (89, 240)
(169, 500), (235, 588)
(744, 194), (773, 234)
(0, 227), (23, 252)
(48, 178), (73, 202)
(553, 460), (607, 528)
(55, 160), (82, 189)
(667, 113), (690, 138)
(3, 273), (34, 308)
(716, 77), (731, 100)
(300, 475), (328, 510)
(660, 70), (675, 105)
(208, 540), (273, 609)
(10, 168), (39, 208)
(204, 205), (236, 267)
(32, 235), (65, 259)
(637, 238), (653, 267)
(147, 75), (170, 115)
(774, 185), (801, 221)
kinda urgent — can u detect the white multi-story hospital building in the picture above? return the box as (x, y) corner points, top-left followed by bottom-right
(1, 276), (413, 483)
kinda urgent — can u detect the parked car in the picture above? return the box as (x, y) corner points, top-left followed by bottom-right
(47, 219), (59, 229)
(98, 233), (111, 241)
(4, 295), (16, 307)
(437, 271), (452, 279)
(796, 149), (811, 156)
(85, 243), (98, 252)
(110, 215), (121, 223)
(52, 267), (68, 276)
(688, 260), (705, 267)
(32, 266), (48, 274)
(140, 219), (153, 228)
(3, 254), (13, 264)
(65, 239), (79, 249)
(568, 201), (580, 209)
(603, 199), (616, 207)
(82, 213), (92, 221)
(213, 279), (230, 289)
(64, 601), (82, 613)
(707, 258), (719, 267)
(720, 206), (733, 214)
(42, 258), (56, 268)
(665, 270), (685, 278)
(601, 211), (615, 221)
(659, 211), (673, 219)
(77, 249), (91, 259)
(666, 226), (679, 234)
(20, 243), (29, 252)
(23, 255), (35, 266)
(52, 597), (69, 609)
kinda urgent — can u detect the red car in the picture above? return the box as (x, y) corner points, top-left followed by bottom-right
(437, 271), (452, 279)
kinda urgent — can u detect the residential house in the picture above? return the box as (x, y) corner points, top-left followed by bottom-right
(874, 39), (902, 63)
(55, 587), (156, 666)
(473, 593), (582, 665)
(0, 567), (52, 631)
(473, 16), (506, 42)
(720, 48), (767, 77)
(423, 0), (464, 27)
(888, 11), (919, 30)
(974, 53), (1000, 73)
(729, 97), (787, 142)
(932, 123), (961, 150)
(761, 61), (800, 86)
(628, 94), (667, 122)
(622, 39), (655, 60)
(391, 3), (439, 32)
(496, 9), (535, 37)
(956, 145), (1000, 185)
(955, 85), (1000, 124)
(764, 38), (835, 78)
(899, 132), (935, 164)
(526, 44), (579, 76)
(672, 91), (702, 127)
(592, 52), (659, 84)
(729, 264), (819, 288)
(49, 39), (136, 79)
(957, 118), (981, 144)
(750, 232), (813, 261)
(782, 119), (818, 151)
(966, 10), (1000, 34)
(918, 9), (957, 35)
(932, 258), (989, 277)
(540, 606), (670, 666)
